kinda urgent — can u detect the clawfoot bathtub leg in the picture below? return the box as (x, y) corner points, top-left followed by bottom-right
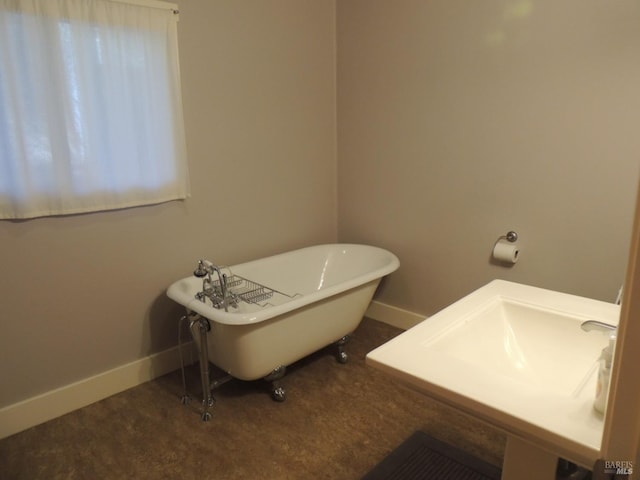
(264, 366), (287, 402)
(335, 335), (351, 364)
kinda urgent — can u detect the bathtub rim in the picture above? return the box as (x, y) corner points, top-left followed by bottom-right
(167, 243), (399, 326)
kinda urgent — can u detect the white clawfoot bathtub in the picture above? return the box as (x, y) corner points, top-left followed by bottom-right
(167, 243), (399, 410)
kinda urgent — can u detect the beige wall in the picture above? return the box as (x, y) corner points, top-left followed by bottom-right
(0, 0), (337, 408)
(337, 0), (640, 316)
(3, 0), (640, 412)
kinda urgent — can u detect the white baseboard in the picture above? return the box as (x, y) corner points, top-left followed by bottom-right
(0, 344), (192, 440)
(0, 301), (422, 440)
(365, 300), (425, 330)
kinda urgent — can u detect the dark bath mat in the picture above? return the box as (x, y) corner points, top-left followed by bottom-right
(362, 431), (502, 480)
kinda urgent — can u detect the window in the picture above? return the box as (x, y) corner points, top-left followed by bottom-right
(0, 0), (189, 219)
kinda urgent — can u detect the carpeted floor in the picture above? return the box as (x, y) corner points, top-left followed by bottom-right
(0, 318), (506, 479)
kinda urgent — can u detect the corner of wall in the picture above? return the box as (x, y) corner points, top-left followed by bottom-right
(365, 300), (425, 330)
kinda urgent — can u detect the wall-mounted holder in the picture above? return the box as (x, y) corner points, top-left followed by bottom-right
(504, 231), (518, 243)
(493, 231), (520, 265)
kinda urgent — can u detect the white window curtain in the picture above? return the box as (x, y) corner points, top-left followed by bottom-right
(0, 0), (189, 219)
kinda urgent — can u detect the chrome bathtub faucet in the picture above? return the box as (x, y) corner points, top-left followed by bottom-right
(194, 259), (236, 311)
(580, 320), (617, 333)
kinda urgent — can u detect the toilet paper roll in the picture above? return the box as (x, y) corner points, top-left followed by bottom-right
(493, 239), (519, 264)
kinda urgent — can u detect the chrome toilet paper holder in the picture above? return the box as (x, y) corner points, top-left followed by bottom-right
(492, 231), (520, 265)
(503, 231), (518, 243)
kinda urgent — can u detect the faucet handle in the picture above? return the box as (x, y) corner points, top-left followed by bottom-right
(581, 320), (616, 333)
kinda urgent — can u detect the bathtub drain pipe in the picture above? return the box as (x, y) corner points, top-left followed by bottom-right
(178, 312), (233, 421)
(193, 315), (214, 421)
(177, 314), (192, 405)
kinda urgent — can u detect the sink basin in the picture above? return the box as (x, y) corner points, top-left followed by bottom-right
(425, 297), (609, 397)
(367, 280), (620, 467)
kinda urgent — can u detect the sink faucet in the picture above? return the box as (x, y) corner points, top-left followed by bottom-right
(580, 320), (616, 334)
(194, 259), (232, 311)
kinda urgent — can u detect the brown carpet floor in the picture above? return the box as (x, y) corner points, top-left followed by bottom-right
(0, 318), (506, 479)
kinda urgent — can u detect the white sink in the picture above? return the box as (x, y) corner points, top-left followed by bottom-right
(367, 280), (620, 470)
(424, 297), (610, 397)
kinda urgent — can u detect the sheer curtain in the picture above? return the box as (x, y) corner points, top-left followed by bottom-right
(0, 0), (189, 219)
